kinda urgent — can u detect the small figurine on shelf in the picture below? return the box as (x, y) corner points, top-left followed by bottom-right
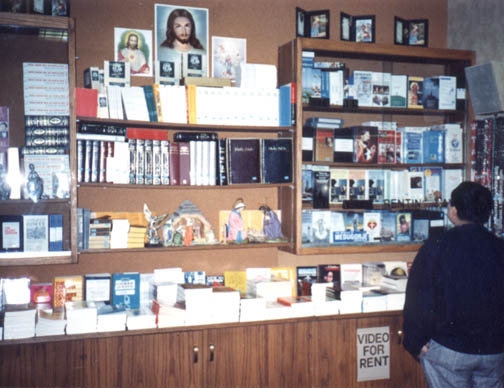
(259, 205), (283, 240)
(24, 163), (43, 202)
(227, 198), (247, 243)
(0, 164), (11, 200)
(143, 203), (168, 247)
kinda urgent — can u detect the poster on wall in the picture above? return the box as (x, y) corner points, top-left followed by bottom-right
(114, 28), (153, 77)
(155, 4), (209, 79)
(211, 36), (246, 84)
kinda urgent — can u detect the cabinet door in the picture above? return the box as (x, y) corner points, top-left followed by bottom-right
(312, 314), (427, 388)
(205, 324), (268, 388)
(0, 339), (84, 387)
(265, 320), (312, 387)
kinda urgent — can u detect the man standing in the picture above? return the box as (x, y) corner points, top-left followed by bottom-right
(403, 181), (504, 387)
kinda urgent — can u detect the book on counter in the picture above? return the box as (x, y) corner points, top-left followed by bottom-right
(111, 272), (140, 310)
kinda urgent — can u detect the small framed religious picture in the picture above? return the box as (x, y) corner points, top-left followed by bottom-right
(340, 13), (375, 43)
(51, 0), (69, 16)
(395, 17), (428, 47)
(296, 8), (330, 39)
(407, 19), (428, 47)
(340, 12), (352, 41)
(0, 215), (23, 252)
(1, 0), (26, 13)
(354, 15), (375, 43)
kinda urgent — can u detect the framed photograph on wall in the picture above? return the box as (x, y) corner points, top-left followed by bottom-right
(114, 28), (153, 77)
(340, 13), (375, 43)
(155, 4), (209, 79)
(296, 8), (330, 39)
(394, 17), (428, 47)
(51, 0), (69, 16)
(212, 36), (246, 83)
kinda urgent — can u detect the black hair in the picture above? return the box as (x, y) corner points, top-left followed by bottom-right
(450, 181), (493, 224)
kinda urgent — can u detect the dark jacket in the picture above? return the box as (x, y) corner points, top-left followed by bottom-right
(403, 223), (504, 360)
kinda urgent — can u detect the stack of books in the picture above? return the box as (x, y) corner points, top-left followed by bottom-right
(127, 225), (146, 248)
(339, 286), (363, 314)
(239, 294), (266, 322)
(3, 304), (37, 340)
(65, 301), (98, 335)
(209, 287), (240, 324)
(362, 291), (388, 313)
(153, 282), (178, 305)
(126, 307), (157, 330)
(88, 217), (112, 249)
(177, 284), (213, 326)
(151, 299), (185, 328)
(264, 300), (293, 320)
(35, 305), (66, 337)
(277, 296), (315, 318)
(96, 302), (127, 332)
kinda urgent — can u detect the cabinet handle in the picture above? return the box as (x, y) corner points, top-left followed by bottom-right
(193, 346), (199, 363)
(209, 344), (215, 362)
(397, 330), (403, 345)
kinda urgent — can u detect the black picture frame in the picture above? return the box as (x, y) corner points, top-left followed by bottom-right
(394, 17), (428, 47)
(354, 15), (375, 43)
(340, 13), (376, 43)
(0, 215), (23, 252)
(340, 12), (352, 41)
(296, 7), (330, 39)
(1, 0), (27, 13)
(408, 19), (428, 47)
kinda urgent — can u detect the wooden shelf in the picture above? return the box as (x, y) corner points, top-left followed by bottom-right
(79, 241), (292, 254)
(78, 182), (294, 190)
(0, 251), (73, 266)
(77, 116), (294, 134)
(278, 38), (475, 255)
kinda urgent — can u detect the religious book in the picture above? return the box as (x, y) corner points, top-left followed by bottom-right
(261, 138), (293, 184)
(227, 138), (261, 184)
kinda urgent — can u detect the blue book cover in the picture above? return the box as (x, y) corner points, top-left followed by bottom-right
(49, 214), (63, 251)
(332, 212), (368, 243)
(380, 211), (396, 242)
(366, 169), (385, 203)
(423, 77), (439, 109)
(279, 83), (295, 127)
(112, 272), (140, 310)
(422, 130), (445, 163)
(401, 127), (423, 164)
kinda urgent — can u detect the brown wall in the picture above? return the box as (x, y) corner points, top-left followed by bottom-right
(0, 0), (448, 282)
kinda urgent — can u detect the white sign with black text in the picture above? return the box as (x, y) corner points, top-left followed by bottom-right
(356, 326), (390, 382)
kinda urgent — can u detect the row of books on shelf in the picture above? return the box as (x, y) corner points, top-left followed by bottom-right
(304, 119), (464, 165)
(76, 81), (295, 128)
(0, 262), (408, 339)
(0, 214), (63, 253)
(77, 126), (293, 186)
(302, 52), (464, 110)
(305, 164), (463, 208)
(302, 208), (446, 245)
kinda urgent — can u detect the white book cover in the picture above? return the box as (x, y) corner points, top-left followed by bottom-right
(443, 169), (463, 201)
(340, 263), (363, 288)
(390, 74), (408, 108)
(209, 140), (217, 185)
(406, 170), (425, 201)
(329, 70), (344, 106)
(424, 167), (443, 202)
(363, 212), (382, 243)
(438, 76), (457, 110)
(189, 140), (197, 185)
(106, 85), (124, 120)
(158, 85), (187, 124)
(202, 140), (210, 185)
(121, 87), (150, 122)
(443, 124), (463, 163)
(23, 63), (69, 116)
(330, 211), (346, 242)
(312, 210), (331, 244)
(353, 70), (373, 107)
(371, 72), (391, 107)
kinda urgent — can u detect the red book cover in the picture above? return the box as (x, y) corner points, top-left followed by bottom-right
(169, 142), (180, 185)
(178, 141), (190, 185)
(30, 282), (53, 304)
(76, 87), (98, 118)
(377, 129), (396, 164)
(126, 128), (168, 141)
